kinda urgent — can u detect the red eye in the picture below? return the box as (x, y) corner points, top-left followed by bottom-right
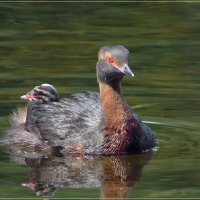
(108, 57), (114, 64)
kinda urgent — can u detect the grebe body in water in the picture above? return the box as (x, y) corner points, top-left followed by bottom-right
(5, 45), (156, 156)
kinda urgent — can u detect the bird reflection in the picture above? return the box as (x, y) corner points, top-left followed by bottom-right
(10, 153), (154, 199)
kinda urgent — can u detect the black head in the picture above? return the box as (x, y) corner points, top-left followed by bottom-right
(21, 84), (60, 103)
(96, 45), (134, 84)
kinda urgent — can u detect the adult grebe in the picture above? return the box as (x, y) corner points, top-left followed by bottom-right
(4, 45), (156, 156)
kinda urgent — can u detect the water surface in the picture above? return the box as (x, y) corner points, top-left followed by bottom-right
(0, 2), (200, 199)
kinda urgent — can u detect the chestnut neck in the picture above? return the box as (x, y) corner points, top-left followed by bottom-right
(99, 80), (132, 127)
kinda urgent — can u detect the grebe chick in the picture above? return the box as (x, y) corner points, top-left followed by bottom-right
(22, 84), (60, 145)
(5, 45), (157, 156)
(21, 83), (60, 103)
(9, 84), (59, 127)
(4, 84), (63, 157)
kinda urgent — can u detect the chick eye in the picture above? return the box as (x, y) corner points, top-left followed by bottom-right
(108, 57), (114, 64)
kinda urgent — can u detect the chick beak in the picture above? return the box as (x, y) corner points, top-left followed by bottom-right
(20, 90), (36, 101)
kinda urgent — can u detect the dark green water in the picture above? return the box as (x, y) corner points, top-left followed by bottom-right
(0, 2), (200, 199)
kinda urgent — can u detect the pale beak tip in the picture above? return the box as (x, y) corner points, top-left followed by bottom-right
(20, 95), (26, 100)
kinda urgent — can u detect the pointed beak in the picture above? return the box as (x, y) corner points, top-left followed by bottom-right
(120, 63), (134, 77)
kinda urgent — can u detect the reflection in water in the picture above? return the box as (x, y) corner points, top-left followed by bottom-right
(10, 153), (154, 199)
